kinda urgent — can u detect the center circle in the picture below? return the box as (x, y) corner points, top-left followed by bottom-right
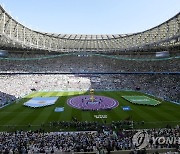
(67, 95), (119, 110)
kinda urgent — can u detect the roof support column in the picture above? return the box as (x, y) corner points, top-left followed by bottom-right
(9, 19), (12, 38)
(2, 12), (5, 33)
(16, 24), (19, 41)
(43, 36), (46, 49)
(37, 33), (39, 48)
(23, 27), (26, 44)
(49, 37), (52, 50)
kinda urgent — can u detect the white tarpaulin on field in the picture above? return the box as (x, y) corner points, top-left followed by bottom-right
(24, 97), (58, 108)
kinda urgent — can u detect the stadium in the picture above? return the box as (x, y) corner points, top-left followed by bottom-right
(0, 2), (180, 154)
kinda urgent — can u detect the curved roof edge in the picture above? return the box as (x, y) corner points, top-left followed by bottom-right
(0, 5), (179, 40)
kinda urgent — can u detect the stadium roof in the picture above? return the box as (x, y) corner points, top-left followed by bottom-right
(0, 5), (179, 53)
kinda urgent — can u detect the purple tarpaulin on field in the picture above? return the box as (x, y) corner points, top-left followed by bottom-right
(67, 95), (119, 110)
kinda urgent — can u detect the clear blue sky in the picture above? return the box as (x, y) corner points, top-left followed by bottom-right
(0, 0), (179, 34)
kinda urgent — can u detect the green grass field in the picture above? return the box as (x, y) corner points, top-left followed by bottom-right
(0, 91), (179, 132)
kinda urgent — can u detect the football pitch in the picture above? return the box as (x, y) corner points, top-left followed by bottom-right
(0, 91), (179, 132)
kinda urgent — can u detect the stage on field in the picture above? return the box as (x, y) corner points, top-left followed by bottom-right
(122, 96), (161, 106)
(24, 97), (59, 108)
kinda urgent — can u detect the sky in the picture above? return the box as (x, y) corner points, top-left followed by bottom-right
(0, 0), (179, 35)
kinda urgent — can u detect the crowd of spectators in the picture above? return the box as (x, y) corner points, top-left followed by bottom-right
(0, 91), (16, 108)
(0, 74), (179, 103)
(95, 74), (180, 103)
(0, 54), (179, 73)
(0, 126), (179, 153)
(47, 120), (133, 131)
(0, 74), (91, 97)
(0, 55), (179, 153)
(0, 54), (179, 102)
